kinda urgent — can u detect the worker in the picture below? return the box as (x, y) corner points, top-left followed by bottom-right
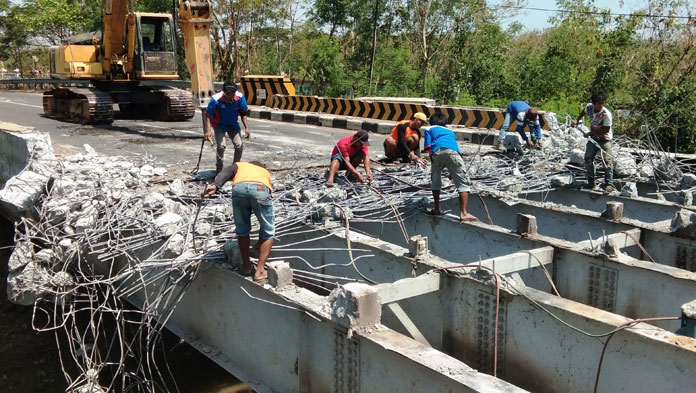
(497, 101), (542, 151)
(202, 161), (274, 283)
(326, 130), (373, 187)
(204, 81), (251, 173)
(383, 112), (428, 163)
(571, 92), (615, 193)
(424, 112), (478, 222)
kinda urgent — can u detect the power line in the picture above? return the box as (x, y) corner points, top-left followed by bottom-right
(499, 5), (695, 20)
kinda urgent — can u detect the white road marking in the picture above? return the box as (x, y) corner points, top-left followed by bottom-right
(0, 98), (43, 109)
(134, 122), (199, 135)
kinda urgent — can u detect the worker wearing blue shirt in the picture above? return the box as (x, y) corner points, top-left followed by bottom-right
(497, 101), (542, 151)
(424, 112), (478, 222)
(204, 81), (250, 173)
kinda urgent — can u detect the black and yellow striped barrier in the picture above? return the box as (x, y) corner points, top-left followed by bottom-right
(240, 75), (295, 107)
(270, 95), (549, 131)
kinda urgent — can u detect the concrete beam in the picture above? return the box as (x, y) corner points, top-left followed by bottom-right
(376, 273), (440, 304)
(520, 187), (692, 225)
(442, 272), (696, 393)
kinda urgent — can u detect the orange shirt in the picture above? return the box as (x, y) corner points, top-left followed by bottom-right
(233, 162), (273, 192)
(390, 120), (419, 140)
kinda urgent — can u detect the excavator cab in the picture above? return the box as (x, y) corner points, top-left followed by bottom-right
(134, 13), (177, 78)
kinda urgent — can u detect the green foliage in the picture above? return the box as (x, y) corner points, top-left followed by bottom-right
(305, 35), (346, 97)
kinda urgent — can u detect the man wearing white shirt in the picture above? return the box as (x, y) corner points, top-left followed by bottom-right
(572, 92), (615, 193)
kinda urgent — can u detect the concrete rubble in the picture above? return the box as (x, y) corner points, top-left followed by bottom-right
(3, 123), (696, 393)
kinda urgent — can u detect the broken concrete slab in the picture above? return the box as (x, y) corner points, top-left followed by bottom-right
(670, 209), (696, 239)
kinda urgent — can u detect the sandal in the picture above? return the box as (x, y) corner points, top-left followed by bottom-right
(425, 209), (444, 216)
(253, 275), (268, 285)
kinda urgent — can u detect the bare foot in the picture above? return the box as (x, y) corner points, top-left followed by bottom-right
(460, 213), (478, 222)
(325, 180), (334, 187)
(253, 271), (268, 282)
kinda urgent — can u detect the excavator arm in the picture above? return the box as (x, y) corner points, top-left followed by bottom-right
(177, 0), (214, 110)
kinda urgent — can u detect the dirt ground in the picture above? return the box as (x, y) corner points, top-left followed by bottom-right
(0, 217), (252, 393)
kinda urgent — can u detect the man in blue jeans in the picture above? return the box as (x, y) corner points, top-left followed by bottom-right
(424, 112), (478, 222)
(203, 161), (274, 282)
(204, 81), (250, 173)
(497, 100), (542, 151)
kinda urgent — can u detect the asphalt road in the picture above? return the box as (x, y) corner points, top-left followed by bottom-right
(0, 89), (387, 172)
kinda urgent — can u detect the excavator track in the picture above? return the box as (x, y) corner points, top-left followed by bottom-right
(153, 87), (195, 121)
(43, 87), (114, 124)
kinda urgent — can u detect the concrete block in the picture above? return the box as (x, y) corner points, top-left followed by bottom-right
(0, 170), (49, 218)
(8, 241), (31, 272)
(163, 233), (185, 259)
(248, 109), (261, 118)
(620, 182), (638, 198)
(332, 118), (347, 129)
(670, 209), (696, 239)
(455, 130), (473, 142)
(680, 173), (696, 188)
(677, 300), (696, 338)
(223, 240), (242, 269)
(614, 154), (637, 177)
(6, 262), (49, 306)
(305, 114), (321, 125)
(408, 235), (428, 258)
(346, 119), (363, 131)
(293, 113), (307, 124)
(270, 111), (283, 122)
(362, 121), (378, 133)
(376, 123), (393, 134)
(267, 261), (293, 289)
(569, 149), (585, 165)
(683, 300), (696, 319)
(331, 283), (381, 328)
(601, 201), (624, 220)
(550, 173), (575, 187)
(516, 214), (537, 236)
(319, 115), (335, 127)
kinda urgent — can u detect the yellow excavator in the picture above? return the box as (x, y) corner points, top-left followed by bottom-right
(43, 0), (214, 124)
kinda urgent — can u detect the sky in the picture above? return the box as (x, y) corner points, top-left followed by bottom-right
(492, 0), (647, 31)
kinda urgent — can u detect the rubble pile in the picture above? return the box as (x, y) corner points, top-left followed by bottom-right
(3, 121), (696, 391)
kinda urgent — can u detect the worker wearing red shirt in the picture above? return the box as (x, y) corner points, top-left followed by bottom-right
(326, 130), (373, 187)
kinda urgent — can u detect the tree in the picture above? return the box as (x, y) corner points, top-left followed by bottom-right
(305, 35), (346, 96)
(394, 0), (485, 93)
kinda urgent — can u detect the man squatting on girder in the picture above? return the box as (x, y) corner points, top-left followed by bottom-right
(203, 161), (274, 283)
(204, 82), (251, 173)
